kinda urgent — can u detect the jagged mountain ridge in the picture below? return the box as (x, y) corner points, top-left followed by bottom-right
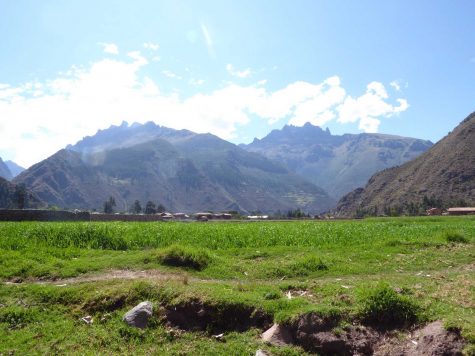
(15, 122), (335, 213)
(0, 158), (12, 181)
(5, 160), (25, 178)
(242, 122), (433, 199)
(335, 112), (475, 216)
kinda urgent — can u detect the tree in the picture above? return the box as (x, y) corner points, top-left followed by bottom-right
(132, 200), (142, 214)
(156, 203), (166, 213)
(13, 184), (27, 209)
(103, 196), (116, 214)
(144, 201), (156, 214)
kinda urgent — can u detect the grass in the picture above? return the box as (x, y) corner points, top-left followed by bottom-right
(358, 283), (423, 328)
(0, 216), (473, 354)
(157, 245), (212, 270)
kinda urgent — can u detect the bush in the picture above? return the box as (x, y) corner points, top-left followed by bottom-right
(290, 256), (329, 276)
(359, 284), (422, 328)
(158, 245), (211, 270)
(0, 306), (40, 329)
(445, 231), (469, 244)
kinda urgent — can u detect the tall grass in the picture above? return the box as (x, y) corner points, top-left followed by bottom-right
(0, 217), (473, 251)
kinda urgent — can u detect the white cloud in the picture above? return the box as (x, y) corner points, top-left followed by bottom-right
(189, 78), (205, 86)
(143, 42), (159, 51)
(101, 43), (119, 55)
(337, 82), (409, 132)
(226, 64), (252, 78)
(0, 53), (409, 167)
(390, 80), (401, 91)
(200, 24), (215, 58)
(162, 70), (182, 79)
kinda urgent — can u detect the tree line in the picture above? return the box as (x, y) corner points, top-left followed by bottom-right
(103, 197), (166, 215)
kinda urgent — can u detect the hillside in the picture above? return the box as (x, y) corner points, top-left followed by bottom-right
(5, 160), (25, 178)
(0, 176), (43, 208)
(14, 123), (334, 214)
(0, 158), (12, 180)
(242, 123), (432, 199)
(335, 112), (475, 216)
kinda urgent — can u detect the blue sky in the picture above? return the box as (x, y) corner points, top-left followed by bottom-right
(0, 0), (474, 167)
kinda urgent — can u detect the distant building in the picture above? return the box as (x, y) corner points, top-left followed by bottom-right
(447, 207), (475, 215)
(426, 208), (443, 216)
(173, 213), (189, 219)
(247, 215), (269, 220)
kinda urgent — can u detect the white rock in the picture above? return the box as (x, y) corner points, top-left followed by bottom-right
(123, 301), (153, 329)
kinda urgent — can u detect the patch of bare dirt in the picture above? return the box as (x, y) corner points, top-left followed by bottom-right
(164, 299), (272, 334)
(262, 315), (466, 356)
(375, 321), (465, 356)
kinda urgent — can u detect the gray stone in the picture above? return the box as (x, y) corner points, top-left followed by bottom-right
(123, 301), (153, 329)
(255, 350), (270, 356)
(262, 323), (293, 346)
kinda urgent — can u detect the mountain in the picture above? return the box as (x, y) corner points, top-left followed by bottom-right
(14, 122), (335, 214)
(5, 160), (25, 178)
(242, 123), (433, 199)
(0, 158), (12, 181)
(0, 177), (43, 208)
(335, 112), (475, 217)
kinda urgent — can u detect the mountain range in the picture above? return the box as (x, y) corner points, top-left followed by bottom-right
(0, 158), (25, 181)
(335, 112), (475, 216)
(242, 123), (433, 199)
(14, 122), (334, 214)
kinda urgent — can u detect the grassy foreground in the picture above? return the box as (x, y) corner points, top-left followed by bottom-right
(0, 217), (474, 354)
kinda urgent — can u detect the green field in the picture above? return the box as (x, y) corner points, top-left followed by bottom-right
(0, 217), (474, 354)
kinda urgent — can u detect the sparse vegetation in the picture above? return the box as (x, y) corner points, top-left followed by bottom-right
(0, 217), (473, 354)
(444, 231), (470, 244)
(359, 284), (422, 328)
(157, 245), (212, 270)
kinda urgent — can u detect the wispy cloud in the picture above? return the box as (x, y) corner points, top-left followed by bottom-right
(143, 42), (159, 51)
(0, 51), (408, 167)
(226, 64), (252, 78)
(189, 78), (205, 86)
(200, 23), (215, 58)
(162, 70), (182, 79)
(100, 42), (119, 55)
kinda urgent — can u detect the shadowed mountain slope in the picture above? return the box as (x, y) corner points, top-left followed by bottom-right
(0, 158), (12, 181)
(242, 123), (433, 199)
(15, 123), (334, 214)
(335, 112), (475, 216)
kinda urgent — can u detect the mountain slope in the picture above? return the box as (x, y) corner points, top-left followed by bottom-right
(0, 158), (12, 180)
(242, 123), (432, 199)
(0, 177), (43, 208)
(15, 123), (334, 213)
(5, 160), (25, 178)
(335, 112), (475, 216)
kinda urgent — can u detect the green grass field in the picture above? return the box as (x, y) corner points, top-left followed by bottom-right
(0, 217), (474, 354)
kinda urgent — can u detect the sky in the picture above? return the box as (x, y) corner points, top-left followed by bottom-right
(0, 0), (474, 168)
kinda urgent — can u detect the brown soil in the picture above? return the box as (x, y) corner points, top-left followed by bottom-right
(164, 299), (272, 334)
(261, 314), (466, 356)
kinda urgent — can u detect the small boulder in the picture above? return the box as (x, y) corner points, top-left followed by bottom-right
(262, 323), (293, 346)
(123, 301), (153, 329)
(255, 350), (270, 356)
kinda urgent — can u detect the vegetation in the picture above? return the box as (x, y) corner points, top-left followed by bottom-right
(0, 217), (473, 354)
(157, 245), (212, 270)
(103, 196), (116, 214)
(358, 284), (422, 327)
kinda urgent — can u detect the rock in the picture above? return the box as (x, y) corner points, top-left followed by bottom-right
(123, 301), (153, 329)
(262, 323), (293, 346)
(255, 350), (270, 356)
(80, 315), (93, 325)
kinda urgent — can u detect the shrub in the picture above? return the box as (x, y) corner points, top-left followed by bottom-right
(445, 231), (469, 244)
(0, 306), (40, 329)
(158, 245), (211, 270)
(289, 256), (329, 276)
(359, 284), (422, 328)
